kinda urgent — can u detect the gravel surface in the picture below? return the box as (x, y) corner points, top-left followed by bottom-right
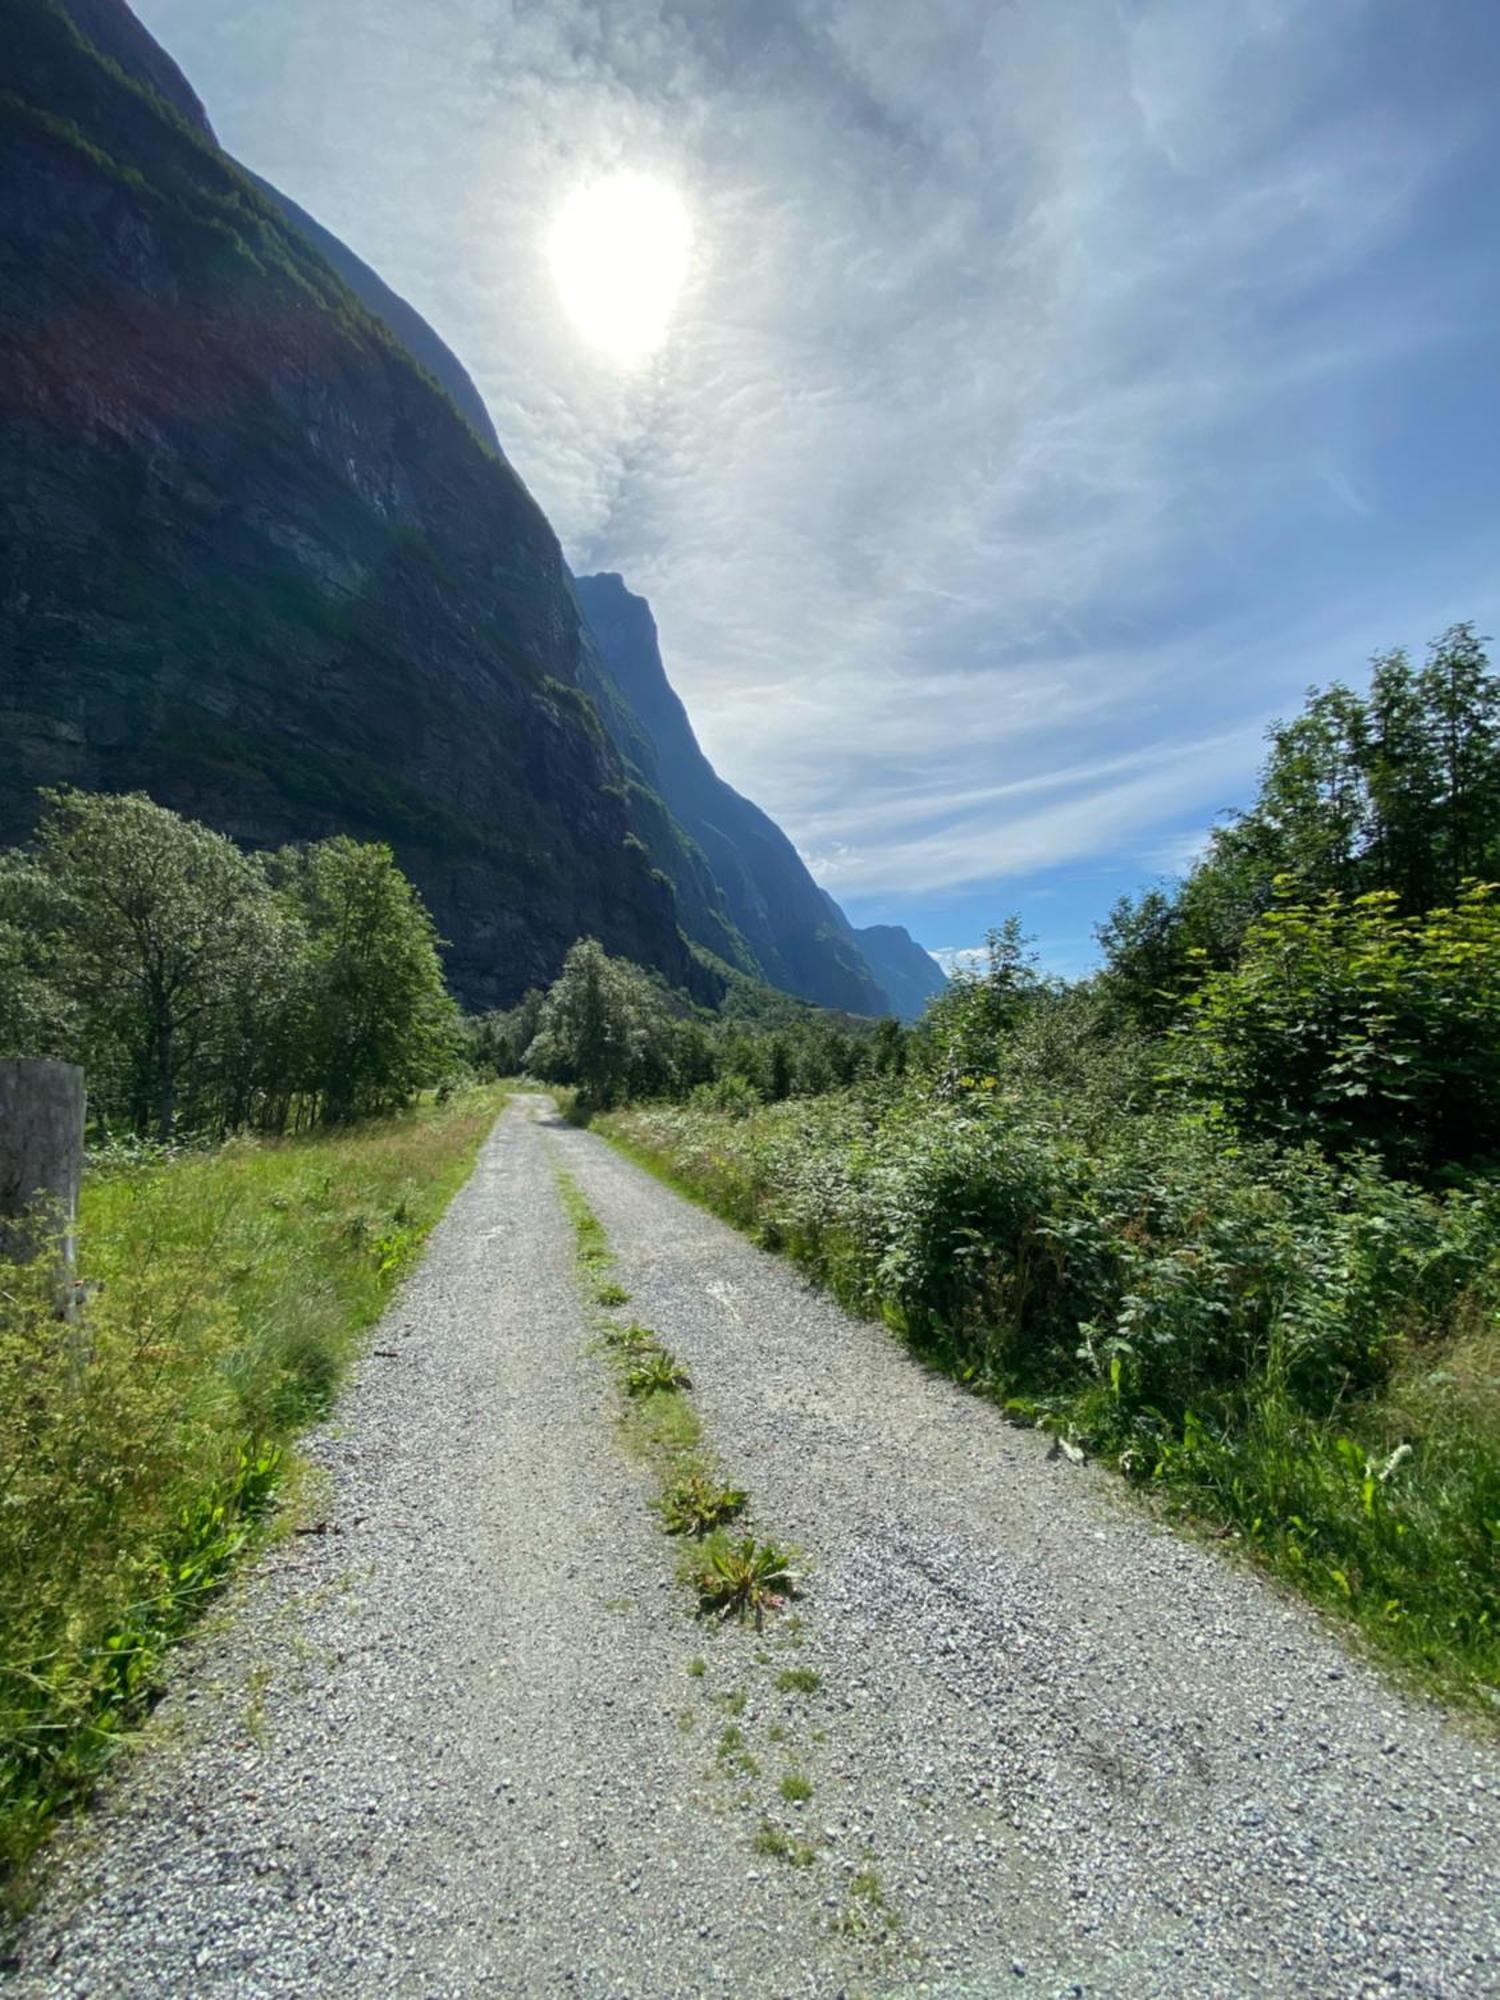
(9, 1093), (1500, 1998)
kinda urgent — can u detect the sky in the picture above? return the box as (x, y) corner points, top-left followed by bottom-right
(132, 0), (1500, 975)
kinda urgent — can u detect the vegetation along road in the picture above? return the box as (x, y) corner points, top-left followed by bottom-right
(11, 1094), (1499, 1998)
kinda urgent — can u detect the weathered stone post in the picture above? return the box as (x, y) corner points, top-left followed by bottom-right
(0, 1059), (86, 1313)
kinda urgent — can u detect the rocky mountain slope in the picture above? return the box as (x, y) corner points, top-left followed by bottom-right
(573, 573), (891, 1015)
(1, 0), (916, 1018)
(1, 0), (706, 1009)
(846, 920), (946, 1022)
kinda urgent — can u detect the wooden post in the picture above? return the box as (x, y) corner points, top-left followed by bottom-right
(0, 1059), (85, 1312)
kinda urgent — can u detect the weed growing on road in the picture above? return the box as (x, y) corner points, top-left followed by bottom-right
(775, 1666), (821, 1695)
(626, 1349), (692, 1397)
(779, 1771), (813, 1803)
(602, 1321), (660, 1354)
(689, 1534), (799, 1628)
(834, 1866), (899, 1942)
(716, 1724), (759, 1777)
(656, 1471), (748, 1537)
(753, 1820), (815, 1867)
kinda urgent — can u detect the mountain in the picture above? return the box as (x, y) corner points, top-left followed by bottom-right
(849, 922), (947, 1023)
(45, 0), (215, 139)
(573, 573), (892, 1016)
(2, 0), (914, 1022)
(241, 171), (503, 459)
(1, 0), (709, 1009)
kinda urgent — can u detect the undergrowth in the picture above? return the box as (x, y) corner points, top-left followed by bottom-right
(601, 1095), (1500, 1715)
(0, 1083), (506, 1903)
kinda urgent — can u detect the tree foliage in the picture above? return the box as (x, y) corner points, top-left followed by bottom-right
(0, 791), (457, 1135)
(1102, 624), (1500, 1022)
(1175, 882), (1500, 1173)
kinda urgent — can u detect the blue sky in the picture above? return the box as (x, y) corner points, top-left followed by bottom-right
(133, 0), (1500, 975)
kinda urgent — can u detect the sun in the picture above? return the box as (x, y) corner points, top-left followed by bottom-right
(548, 172), (692, 365)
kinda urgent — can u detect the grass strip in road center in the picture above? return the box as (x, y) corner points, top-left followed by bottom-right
(552, 1160), (907, 1953)
(553, 1167), (799, 1627)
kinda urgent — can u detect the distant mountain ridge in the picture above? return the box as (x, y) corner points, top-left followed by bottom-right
(845, 919), (947, 1023)
(2, 0), (935, 1019)
(574, 573), (892, 1016)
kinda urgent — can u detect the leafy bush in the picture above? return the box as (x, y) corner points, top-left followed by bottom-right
(607, 1084), (1500, 1702)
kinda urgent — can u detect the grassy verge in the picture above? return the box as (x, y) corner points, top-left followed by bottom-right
(599, 1099), (1500, 1719)
(0, 1084), (506, 1900)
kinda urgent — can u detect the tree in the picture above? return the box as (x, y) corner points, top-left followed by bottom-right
(0, 852), (77, 1062)
(1418, 623), (1500, 892)
(1174, 880), (1500, 1173)
(525, 938), (665, 1111)
(29, 789), (283, 1137)
(273, 838), (457, 1122)
(1099, 625), (1500, 1029)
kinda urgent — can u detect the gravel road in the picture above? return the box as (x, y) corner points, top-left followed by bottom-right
(8, 1094), (1499, 1998)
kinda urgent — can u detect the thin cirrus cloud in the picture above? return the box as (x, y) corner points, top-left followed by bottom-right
(132, 0), (1500, 961)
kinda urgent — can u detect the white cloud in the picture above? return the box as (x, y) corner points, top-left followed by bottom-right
(133, 0), (1496, 914)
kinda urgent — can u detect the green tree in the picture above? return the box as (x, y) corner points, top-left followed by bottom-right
(1175, 880), (1500, 1172)
(0, 852), (77, 1062)
(1418, 623), (1500, 892)
(274, 838), (457, 1122)
(1100, 625), (1500, 1028)
(525, 938), (665, 1111)
(29, 789), (283, 1137)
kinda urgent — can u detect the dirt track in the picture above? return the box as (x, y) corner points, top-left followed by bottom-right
(10, 1095), (1500, 1997)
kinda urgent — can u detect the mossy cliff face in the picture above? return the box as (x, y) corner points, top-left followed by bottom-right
(0, 0), (703, 1008)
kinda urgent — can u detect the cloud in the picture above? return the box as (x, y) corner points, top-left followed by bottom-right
(134, 0), (1499, 922)
(927, 946), (975, 978)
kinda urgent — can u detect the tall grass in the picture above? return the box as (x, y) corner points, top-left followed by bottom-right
(0, 1085), (505, 1898)
(602, 1094), (1500, 1715)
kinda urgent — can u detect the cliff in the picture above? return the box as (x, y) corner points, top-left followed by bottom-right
(573, 573), (893, 1016)
(0, 0), (707, 1008)
(849, 922), (947, 1023)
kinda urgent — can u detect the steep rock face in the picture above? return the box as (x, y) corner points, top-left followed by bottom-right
(574, 572), (892, 1015)
(1, 0), (705, 1009)
(850, 923), (947, 1023)
(46, 0), (215, 139)
(242, 171), (503, 459)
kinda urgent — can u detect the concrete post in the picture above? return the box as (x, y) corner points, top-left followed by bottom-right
(0, 1059), (86, 1311)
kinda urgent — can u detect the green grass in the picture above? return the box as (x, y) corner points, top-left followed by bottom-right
(0, 1084), (505, 1902)
(775, 1666), (822, 1695)
(779, 1771), (812, 1803)
(752, 1819), (815, 1866)
(834, 1866), (898, 1941)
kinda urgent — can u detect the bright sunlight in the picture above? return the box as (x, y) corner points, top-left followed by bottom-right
(547, 172), (691, 364)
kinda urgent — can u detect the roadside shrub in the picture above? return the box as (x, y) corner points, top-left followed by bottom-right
(605, 1082), (1500, 1701)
